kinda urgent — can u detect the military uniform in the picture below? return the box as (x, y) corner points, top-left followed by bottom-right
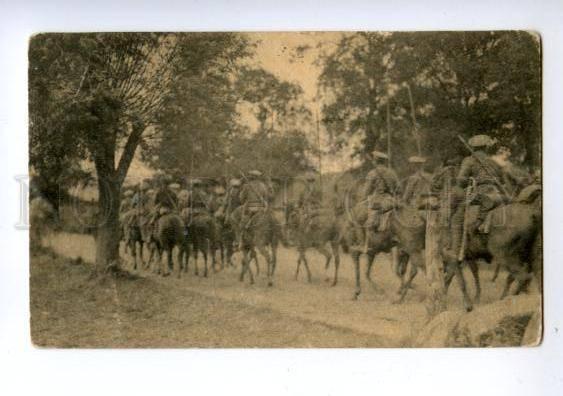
(403, 171), (433, 207)
(447, 135), (506, 261)
(187, 184), (210, 215)
(224, 180), (242, 219)
(363, 164), (399, 230)
(457, 149), (505, 226)
(147, 183), (178, 227)
(240, 176), (272, 212)
(297, 175), (322, 232)
(357, 151), (399, 253)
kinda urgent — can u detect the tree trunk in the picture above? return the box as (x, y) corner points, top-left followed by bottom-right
(94, 175), (122, 273)
(425, 210), (447, 316)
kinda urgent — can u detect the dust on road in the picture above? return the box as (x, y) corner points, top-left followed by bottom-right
(40, 232), (515, 347)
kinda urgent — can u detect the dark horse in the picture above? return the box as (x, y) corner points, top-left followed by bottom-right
(231, 206), (281, 286)
(120, 210), (147, 271)
(340, 201), (427, 301)
(443, 198), (542, 308)
(285, 204), (341, 286)
(147, 212), (185, 277)
(180, 208), (218, 278)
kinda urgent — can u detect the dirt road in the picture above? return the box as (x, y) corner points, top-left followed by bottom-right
(39, 232), (516, 347)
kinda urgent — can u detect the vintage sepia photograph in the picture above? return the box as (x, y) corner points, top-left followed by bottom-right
(29, 31), (542, 348)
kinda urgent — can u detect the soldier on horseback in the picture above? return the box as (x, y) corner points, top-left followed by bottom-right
(186, 178), (210, 218)
(359, 150), (400, 254)
(224, 178), (242, 219)
(238, 170), (273, 245)
(457, 134), (506, 233)
(296, 173), (322, 233)
(148, 175), (178, 227)
(402, 156), (433, 208)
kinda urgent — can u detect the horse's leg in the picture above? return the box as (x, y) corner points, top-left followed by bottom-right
(139, 241), (145, 269)
(295, 249), (303, 280)
(250, 248), (258, 276)
(202, 242), (209, 278)
(444, 261), (455, 295)
(302, 253), (312, 283)
(453, 262), (473, 312)
(395, 254), (421, 304)
(316, 245), (332, 283)
(514, 273), (533, 295)
(330, 241), (340, 287)
(193, 240), (200, 276)
(501, 273), (515, 299)
(395, 251), (409, 293)
(365, 252), (376, 287)
(211, 239), (219, 273)
(353, 252), (361, 300)
(366, 252), (384, 294)
(491, 260), (501, 282)
(240, 247), (255, 285)
(468, 260), (481, 304)
(131, 240), (137, 270)
(257, 244), (273, 287)
(270, 243), (277, 278)
(176, 245), (183, 279)
(239, 248), (248, 282)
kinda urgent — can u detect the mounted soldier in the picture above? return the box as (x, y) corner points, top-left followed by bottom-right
(148, 174), (178, 227)
(296, 172), (322, 233)
(240, 170), (272, 213)
(224, 178), (243, 219)
(186, 178), (210, 218)
(402, 155), (433, 208)
(359, 150), (400, 254)
(457, 134), (506, 233)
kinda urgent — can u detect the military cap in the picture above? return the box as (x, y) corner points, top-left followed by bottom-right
(123, 190), (134, 197)
(215, 186), (226, 195)
(372, 150), (389, 160)
(408, 156), (427, 163)
(229, 178), (242, 187)
(248, 170), (263, 178)
(191, 178), (203, 186)
(468, 134), (495, 148)
(169, 183), (181, 190)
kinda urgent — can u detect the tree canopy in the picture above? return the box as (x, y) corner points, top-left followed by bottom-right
(319, 31), (541, 175)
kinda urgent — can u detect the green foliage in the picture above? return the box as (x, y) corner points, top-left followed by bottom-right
(319, 31), (541, 175)
(151, 34), (313, 180)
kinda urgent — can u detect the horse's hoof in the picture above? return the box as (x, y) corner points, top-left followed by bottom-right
(267, 281), (273, 287)
(464, 301), (473, 312)
(353, 292), (360, 300)
(162, 273), (170, 278)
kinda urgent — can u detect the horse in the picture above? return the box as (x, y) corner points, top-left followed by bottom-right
(440, 189), (541, 311)
(285, 203), (341, 286)
(120, 210), (147, 271)
(231, 205), (281, 286)
(180, 208), (218, 278)
(340, 200), (428, 301)
(146, 211), (185, 278)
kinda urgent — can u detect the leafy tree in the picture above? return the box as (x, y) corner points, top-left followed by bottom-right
(30, 33), (179, 272)
(319, 31), (541, 176)
(150, 43), (313, 182)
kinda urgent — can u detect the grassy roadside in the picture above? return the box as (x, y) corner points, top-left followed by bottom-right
(30, 247), (384, 348)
